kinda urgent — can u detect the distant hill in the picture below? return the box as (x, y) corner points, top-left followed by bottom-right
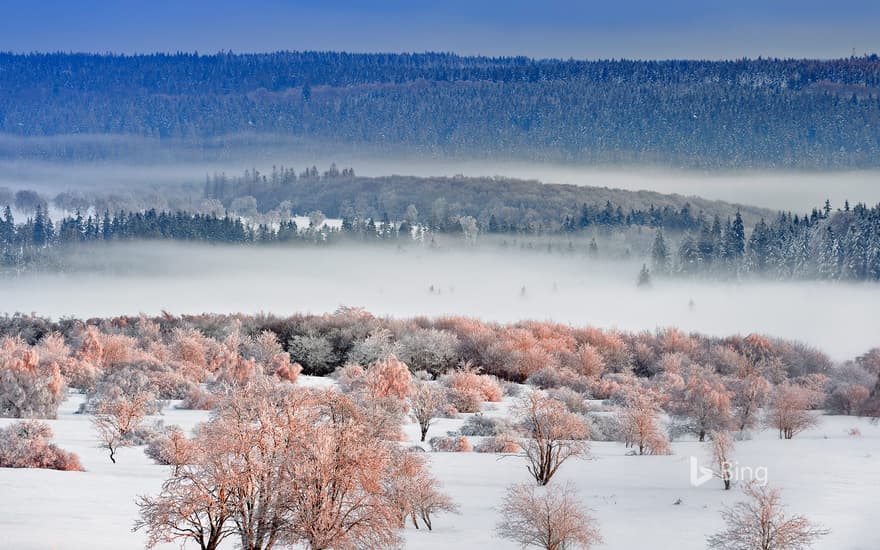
(205, 170), (775, 230)
(1, 52), (879, 168)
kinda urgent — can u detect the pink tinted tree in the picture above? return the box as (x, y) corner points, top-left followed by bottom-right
(0, 337), (65, 418)
(496, 482), (601, 550)
(707, 483), (829, 550)
(619, 386), (671, 456)
(92, 391), (151, 463)
(669, 365), (733, 441)
(408, 379), (445, 442)
(0, 420), (83, 471)
(514, 391), (590, 485)
(766, 382), (823, 439)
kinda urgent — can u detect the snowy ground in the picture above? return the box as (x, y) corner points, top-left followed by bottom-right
(1, 378), (878, 549)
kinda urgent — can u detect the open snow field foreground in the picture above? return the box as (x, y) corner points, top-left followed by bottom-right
(1, 377), (878, 550)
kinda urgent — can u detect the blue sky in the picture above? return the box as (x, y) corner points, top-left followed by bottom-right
(2, 0), (879, 59)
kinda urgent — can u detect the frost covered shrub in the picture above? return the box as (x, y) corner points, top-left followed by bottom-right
(429, 435), (472, 452)
(474, 435), (521, 454)
(287, 334), (336, 375)
(347, 329), (401, 367)
(526, 367), (590, 393)
(144, 426), (194, 471)
(333, 362), (365, 394)
(446, 385), (483, 413)
(0, 420), (83, 471)
(586, 413), (623, 442)
(81, 365), (163, 415)
(500, 380), (523, 397)
(460, 414), (515, 437)
(178, 385), (220, 410)
(548, 387), (591, 414)
(0, 337), (65, 418)
(444, 366), (503, 413)
(364, 356), (412, 402)
(437, 402), (460, 418)
(397, 328), (459, 376)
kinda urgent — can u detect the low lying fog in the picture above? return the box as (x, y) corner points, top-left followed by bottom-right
(2, 137), (879, 213)
(2, 242), (876, 361)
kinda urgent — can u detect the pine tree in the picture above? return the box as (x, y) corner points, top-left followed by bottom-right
(32, 204), (47, 247)
(728, 211), (745, 260)
(637, 264), (652, 288)
(650, 229), (669, 274)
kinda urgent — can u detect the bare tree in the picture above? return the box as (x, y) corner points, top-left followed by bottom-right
(496, 483), (601, 550)
(707, 430), (735, 490)
(619, 386), (671, 456)
(134, 459), (235, 550)
(136, 378), (405, 550)
(730, 367), (770, 431)
(282, 389), (401, 550)
(92, 392), (151, 463)
(707, 483), (829, 550)
(766, 382), (822, 439)
(668, 365), (733, 441)
(0, 337), (65, 419)
(409, 380), (444, 442)
(514, 391), (589, 485)
(388, 450), (458, 531)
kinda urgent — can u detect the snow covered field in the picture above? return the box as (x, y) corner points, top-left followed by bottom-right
(1, 378), (878, 550)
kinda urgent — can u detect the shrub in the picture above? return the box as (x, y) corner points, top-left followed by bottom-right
(460, 414), (515, 437)
(526, 367), (590, 393)
(586, 413), (623, 442)
(444, 366), (503, 413)
(548, 387), (591, 414)
(0, 337), (65, 419)
(429, 435), (472, 452)
(0, 420), (84, 471)
(474, 436), (521, 454)
(144, 426), (195, 471)
(178, 385), (220, 410)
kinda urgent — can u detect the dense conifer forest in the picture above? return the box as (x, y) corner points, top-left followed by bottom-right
(2, 52), (880, 167)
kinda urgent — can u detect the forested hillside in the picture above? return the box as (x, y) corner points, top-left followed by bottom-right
(203, 168), (770, 229)
(1, 52), (880, 167)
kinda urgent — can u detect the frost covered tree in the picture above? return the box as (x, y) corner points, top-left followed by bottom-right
(496, 483), (601, 550)
(636, 264), (652, 287)
(766, 382), (823, 439)
(651, 229), (669, 274)
(669, 365), (733, 441)
(619, 386), (671, 456)
(364, 355), (412, 402)
(514, 391), (590, 485)
(387, 450), (457, 531)
(0, 420), (83, 471)
(707, 430), (735, 490)
(0, 337), (65, 418)
(729, 366), (771, 431)
(707, 483), (829, 550)
(138, 378), (407, 550)
(92, 390), (152, 463)
(408, 379), (444, 442)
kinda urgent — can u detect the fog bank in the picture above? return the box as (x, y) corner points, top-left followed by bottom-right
(1, 242), (875, 361)
(3, 151), (878, 214)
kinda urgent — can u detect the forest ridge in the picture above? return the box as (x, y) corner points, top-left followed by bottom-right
(1, 52), (880, 168)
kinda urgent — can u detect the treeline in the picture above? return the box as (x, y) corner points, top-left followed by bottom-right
(0, 205), (328, 267)
(1, 309), (877, 422)
(204, 168), (766, 232)
(651, 200), (880, 281)
(2, 52), (880, 167)
(2, 198), (879, 282)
